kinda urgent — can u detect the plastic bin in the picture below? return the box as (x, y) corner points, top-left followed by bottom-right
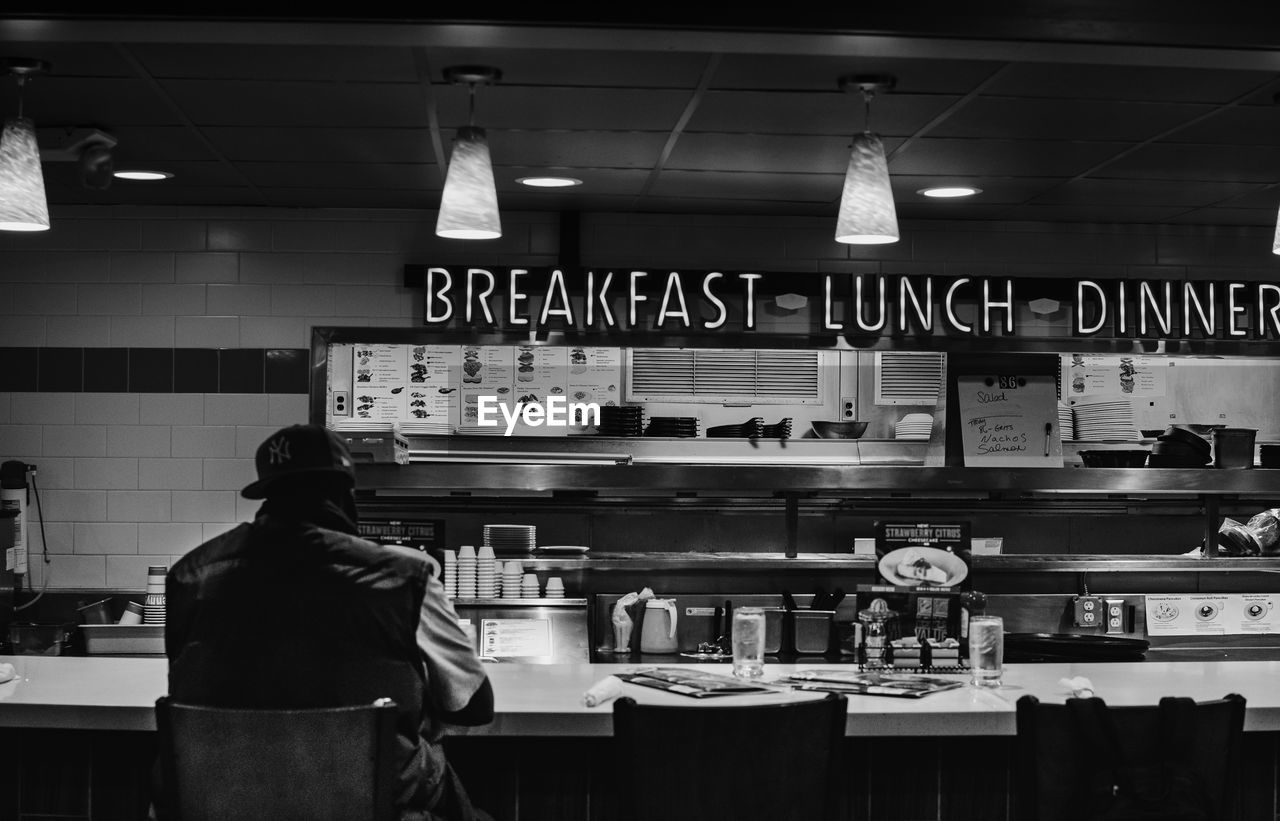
(81, 624), (165, 655)
(8, 623), (71, 655)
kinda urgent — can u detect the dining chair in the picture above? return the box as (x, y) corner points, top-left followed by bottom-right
(154, 696), (399, 821)
(611, 692), (848, 821)
(1015, 692), (1245, 821)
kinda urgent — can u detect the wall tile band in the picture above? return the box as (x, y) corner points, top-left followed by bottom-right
(0, 347), (309, 394)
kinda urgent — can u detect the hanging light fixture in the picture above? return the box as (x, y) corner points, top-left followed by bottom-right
(436, 66), (502, 240)
(0, 58), (51, 232)
(834, 74), (899, 245)
(1273, 201), (1280, 255)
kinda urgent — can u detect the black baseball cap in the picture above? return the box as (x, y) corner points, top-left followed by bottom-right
(241, 425), (356, 499)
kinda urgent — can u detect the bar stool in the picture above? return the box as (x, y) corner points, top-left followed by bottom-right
(154, 696), (399, 821)
(611, 692), (847, 821)
(1015, 693), (1245, 821)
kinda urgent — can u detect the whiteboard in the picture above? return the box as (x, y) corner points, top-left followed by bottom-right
(957, 375), (1063, 467)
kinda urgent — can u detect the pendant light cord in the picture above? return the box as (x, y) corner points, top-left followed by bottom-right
(862, 88), (874, 135)
(468, 82), (477, 127)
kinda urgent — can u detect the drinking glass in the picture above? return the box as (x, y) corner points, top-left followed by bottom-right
(732, 607), (766, 678)
(968, 615), (1004, 687)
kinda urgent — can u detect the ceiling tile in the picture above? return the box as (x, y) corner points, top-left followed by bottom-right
(1162, 105), (1280, 146)
(258, 188), (434, 209)
(685, 91), (960, 136)
(1028, 178), (1265, 207)
(1165, 207), (1275, 226)
(425, 48), (710, 88)
(14, 78), (180, 126)
(484, 130), (668, 169)
(930, 98), (1214, 141)
(129, 44), (419, 81)
(992, 203), (1190, 223)
(65, 126), (218, 163)
(238, 162), (437, 190)
(648, 170), (841, 203)
(711, 54), (1002, 95)
(437, 86), (690, 131)
(891, 176), (1066, 204)
(203, 127), (435, 163)
(666, 134), (902, 174)
(496, 168), (649, 196)
(1100, 144), (1280, 183)
(0, 42), (137, 76)
(890, 138), (1123, 177)
(984, 64), (1273, 103)
(158, 79), (428, 127)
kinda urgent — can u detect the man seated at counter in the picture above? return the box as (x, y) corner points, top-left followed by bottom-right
(161, 424), (493, 821)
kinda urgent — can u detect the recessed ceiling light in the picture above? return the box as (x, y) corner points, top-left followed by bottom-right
(516, 176), (583, 188)
(918, 186), (981, 198)
(113, 170), (174, 181)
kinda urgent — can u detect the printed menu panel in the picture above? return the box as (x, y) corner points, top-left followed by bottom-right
(1145, 594), (1278, 636)
(480, 618), (553, 658)
(1063, 354), (1168, 397)
(957, 374), (1063, 467)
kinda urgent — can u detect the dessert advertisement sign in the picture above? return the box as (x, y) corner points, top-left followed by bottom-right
(1145, 594), (1277, 636)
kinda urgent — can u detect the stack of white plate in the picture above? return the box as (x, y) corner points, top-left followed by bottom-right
(400, 421), (451, 436)
(331, 420), (396, 432)
(456, 545), (477, 598)
(521, 573), (541, 598)
(894, 413), (933, 440)
(454, 424), (506, 436)
(476, 545), (497, 598)
(441, 549), (457, 598)
(1058, 405), (1075, 441)
(484, 524), (537, 553)
(1072, 400), (1140, 441)
(501, 561), (524, 599)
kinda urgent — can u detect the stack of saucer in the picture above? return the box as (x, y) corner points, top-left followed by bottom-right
(456, 545), (477, 599)
(476, 545), (497, 598)
(521, 573), (541, 598)
(454, 424), (506, 436)
(1072, 399), (1140, 441)
(400, 421), (451, 436)
(645, 416), (700, 437)
(597, 405), (645, 437)
(501, 561), (524, 599)
(894, 413), (933, 440)
(144, 565), (166, 625)
(484, 524), (536, 554)
(1058, 405), (1075, 441)
(545, 577), (565, 599)
(441, 549), (457, 598)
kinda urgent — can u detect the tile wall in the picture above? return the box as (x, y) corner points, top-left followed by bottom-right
(0, 205), (1275, 588)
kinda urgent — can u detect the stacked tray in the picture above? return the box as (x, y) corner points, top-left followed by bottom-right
(645, 416), (700, 437)
(597, 405), (645, 437)
(706, 418), (764, 438)
(484, 524), (537, 553)
(1149, 425), (1212, 468)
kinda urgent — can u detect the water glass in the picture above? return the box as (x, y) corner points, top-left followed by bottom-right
(732, 607), (766, 678)
(968, 615), (1004, 687)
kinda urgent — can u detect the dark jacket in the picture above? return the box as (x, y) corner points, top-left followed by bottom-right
(165, 499), (437, 817)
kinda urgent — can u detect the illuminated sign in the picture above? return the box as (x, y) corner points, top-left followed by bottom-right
(405, 266), (1280, 340)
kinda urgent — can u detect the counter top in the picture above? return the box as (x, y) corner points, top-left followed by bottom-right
(2, 656), (1279, 737)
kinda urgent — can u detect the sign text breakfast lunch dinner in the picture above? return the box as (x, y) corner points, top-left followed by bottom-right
(405, 266), (1280, 340)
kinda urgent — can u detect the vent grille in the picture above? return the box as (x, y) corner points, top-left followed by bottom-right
(628, 348), (821, 404)
(874, 351), (944, 405)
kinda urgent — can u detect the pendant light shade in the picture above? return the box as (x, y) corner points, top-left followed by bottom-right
(835, 132), (897, 245)
(1273, 204), (1280, 255)
(436, 125), (501, 240)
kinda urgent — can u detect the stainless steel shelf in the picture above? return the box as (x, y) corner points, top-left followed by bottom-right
(357, 463), (1280, 496)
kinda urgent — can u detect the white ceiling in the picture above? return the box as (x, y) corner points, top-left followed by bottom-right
(2, 8), (1280, 228)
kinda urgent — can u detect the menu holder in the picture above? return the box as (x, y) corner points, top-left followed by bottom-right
(615, 667), (781, 698)
(780, 669), (966, 699)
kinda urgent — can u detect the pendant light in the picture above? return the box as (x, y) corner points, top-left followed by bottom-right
(1273, 202), (1280, 255)
(834, 74), (899, 245)
(0, 58), (51, 232)
(436, 66), (502, 240)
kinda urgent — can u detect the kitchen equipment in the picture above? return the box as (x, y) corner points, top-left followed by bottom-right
(81, 623), (164, 655)
(1002, 632), (1148, 662)
(8, 623), (70, 655)
(76, 598), (114, 625)
(1212, 427), (1256, 469)
(858, 598), (896, 666)
(639, 598), (679, 653)
(792, 610), (835, 654)
(1078, 449), (1149, 468)
(760, 607), (785, 654)
(810, 420), (868, 439)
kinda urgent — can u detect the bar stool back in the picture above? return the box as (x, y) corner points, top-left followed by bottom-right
(1015, 693), (1245, 821)
(154, 696), (399, 821)
(610, 692), (847, 821)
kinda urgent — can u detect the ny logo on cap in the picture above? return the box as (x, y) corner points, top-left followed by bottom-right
(267, 436), (292, 465)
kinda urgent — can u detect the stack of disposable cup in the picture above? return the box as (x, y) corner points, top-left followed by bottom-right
(144, 565), (166, 624)
(456, 545), (477, 599)
(502, 561), (523, 599)
(521, 572), (541, 598)
(545, 576), (565, 599)
(476, 545), (496, 598)
(441, 549), (457, 599)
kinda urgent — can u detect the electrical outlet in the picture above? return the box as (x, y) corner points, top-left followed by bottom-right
(332, 390), (350, 417)
(1073, 595), (1102, 628)
(840, 396), (857, 419)
(1105, 598), (1127, 634)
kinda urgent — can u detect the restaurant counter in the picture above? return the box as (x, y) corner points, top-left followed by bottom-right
(2, 655), (1278, 735)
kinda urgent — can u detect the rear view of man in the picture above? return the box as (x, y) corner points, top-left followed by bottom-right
(163, 424), (492, 820)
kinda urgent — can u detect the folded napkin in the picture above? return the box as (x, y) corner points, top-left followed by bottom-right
(1060, 675), (1094, 698)
(582, 675), (623, 708)
(0, 662), (15, 684)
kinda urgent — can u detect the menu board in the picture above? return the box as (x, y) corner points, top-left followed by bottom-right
(957, 374), (1063, 467)
(1062, 354), (1168, 398)
(480, 618), (553, 658)
(1145, 594), (1278, 636)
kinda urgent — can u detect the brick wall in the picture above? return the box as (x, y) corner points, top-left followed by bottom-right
(0, 205), (1276, 589)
